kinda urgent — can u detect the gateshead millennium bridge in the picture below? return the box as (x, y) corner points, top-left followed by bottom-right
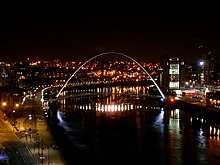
(56, 51), (165, 99)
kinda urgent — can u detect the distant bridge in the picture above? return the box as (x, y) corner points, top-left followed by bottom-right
(55, 52), (165, 99)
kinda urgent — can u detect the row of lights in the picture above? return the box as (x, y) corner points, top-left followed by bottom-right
(209, 99), (220, 109)
(2, 102), (20, 108)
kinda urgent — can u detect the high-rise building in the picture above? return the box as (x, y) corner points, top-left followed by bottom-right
(160, 55), (185, 92)
(203, 53), (215, 85)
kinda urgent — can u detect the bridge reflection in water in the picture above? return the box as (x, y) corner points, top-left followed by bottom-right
(58, 85), (162, 120)
(53, 86), (220, 165)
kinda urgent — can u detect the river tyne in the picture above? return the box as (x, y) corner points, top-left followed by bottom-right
(49, 86), (220, 165)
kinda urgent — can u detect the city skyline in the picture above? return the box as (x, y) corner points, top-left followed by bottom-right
(0, 7), (219, 64)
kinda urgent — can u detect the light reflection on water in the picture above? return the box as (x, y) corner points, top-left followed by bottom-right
(56, 92), (220, 164)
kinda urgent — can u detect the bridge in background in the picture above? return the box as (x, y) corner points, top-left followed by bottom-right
(40, 52), (174, 125)
(55, 52), (165, 99)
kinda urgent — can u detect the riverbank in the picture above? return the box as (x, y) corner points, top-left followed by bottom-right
(166, 99), (220, 124)
(4, 97), (68, 165)
(47, 116), (94, 165)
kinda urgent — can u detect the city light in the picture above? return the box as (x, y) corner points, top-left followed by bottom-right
(2, 102), (6, 106)
(199, 61), (204, 66)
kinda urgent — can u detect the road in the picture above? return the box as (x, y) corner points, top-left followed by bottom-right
(0, 119), (35, 164)
(0, 89), (67, 165)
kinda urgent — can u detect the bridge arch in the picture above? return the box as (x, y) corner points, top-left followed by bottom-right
(56, 52), (165, 98)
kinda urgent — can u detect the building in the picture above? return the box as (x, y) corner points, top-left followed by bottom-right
(160, 55), (185, 93)
(206, 91), (220, 109)
(198, 53), (214, 86)
(0, 86), (24, 119)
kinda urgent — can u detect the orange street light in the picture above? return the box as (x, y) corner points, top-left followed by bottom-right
(2, 102), (7, 106)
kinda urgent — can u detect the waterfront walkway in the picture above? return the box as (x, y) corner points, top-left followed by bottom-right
(4, 99), (67, 165)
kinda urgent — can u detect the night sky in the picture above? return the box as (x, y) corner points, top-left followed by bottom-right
(0, 7), (219, 64)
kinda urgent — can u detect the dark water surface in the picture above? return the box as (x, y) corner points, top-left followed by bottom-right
(51, 94), (220, 165)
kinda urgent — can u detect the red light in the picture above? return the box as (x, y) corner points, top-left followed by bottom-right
(170, 98), (175, 102)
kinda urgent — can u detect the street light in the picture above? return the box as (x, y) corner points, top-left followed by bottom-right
(12, 110), (15, 124)
(13, 103), (20, 127)
(199, 61), (204, 66)
(1, 102), (7, 119)
(199, 60), (205, 89)
(1, 102), (7, 112)
(15, 103), (19, 109)
(2, 102), (6, 107)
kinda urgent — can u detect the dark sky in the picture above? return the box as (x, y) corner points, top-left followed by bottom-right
(0, 7), (219, 64)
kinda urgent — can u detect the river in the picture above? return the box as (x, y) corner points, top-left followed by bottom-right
(50, 89), (220, 165)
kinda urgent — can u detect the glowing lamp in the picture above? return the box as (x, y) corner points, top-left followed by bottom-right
(2, 102), (7, 106)
(170, 98), (175, 102)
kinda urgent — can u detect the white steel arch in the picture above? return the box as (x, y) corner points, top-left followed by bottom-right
(56, 52), (165, 98)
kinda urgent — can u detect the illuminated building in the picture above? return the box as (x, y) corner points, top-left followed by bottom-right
(160, 55), (185, 92)
(206, 91), (220, 109)
(0, 86), (23, 119)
